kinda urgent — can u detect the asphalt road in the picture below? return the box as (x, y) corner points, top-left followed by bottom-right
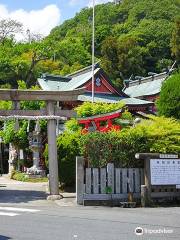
(0, 176), (180, 240)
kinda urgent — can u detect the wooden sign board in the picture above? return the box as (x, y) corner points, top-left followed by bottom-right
(150, 159), (180, 185)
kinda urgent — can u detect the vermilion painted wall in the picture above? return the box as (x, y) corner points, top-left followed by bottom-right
(85, 74), (120, 95)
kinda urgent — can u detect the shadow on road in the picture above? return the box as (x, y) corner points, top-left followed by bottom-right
(0, 235), (12, 240)
(0, 189), (47, 203)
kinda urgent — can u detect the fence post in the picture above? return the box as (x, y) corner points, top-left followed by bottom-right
(141, 185), (149, 207)
(107, 163), (114, 193)
(76, 156), (84, 205)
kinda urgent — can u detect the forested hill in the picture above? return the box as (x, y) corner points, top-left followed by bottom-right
(47, 0), (179, 86)
(0, 0), (179, 88)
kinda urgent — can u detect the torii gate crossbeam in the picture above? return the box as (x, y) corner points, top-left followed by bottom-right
(0, 88), (84, 200)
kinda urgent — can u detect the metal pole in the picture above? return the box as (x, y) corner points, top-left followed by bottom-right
(92, 0), (95, 103)
(27, 29), (31, 44)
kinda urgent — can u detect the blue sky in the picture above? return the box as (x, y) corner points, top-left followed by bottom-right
(0, 0), (112, 22)
(0, 0), (86, 22)
(0, 0), (111, 38)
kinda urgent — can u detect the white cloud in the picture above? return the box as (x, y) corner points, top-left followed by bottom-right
(0, 4), (61, 40)
(88, 0), (113, 7)
(69, 0), (114, 7)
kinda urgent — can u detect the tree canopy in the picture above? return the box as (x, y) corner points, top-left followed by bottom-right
(48, 0), (179, 85)
(0, 0), (179, 88)
(156, 72), (180, 119)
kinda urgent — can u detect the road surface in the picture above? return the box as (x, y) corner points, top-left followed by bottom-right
(0, 175), (180, 240)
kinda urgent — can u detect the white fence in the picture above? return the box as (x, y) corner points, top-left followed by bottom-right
(76, 157), (144, 204)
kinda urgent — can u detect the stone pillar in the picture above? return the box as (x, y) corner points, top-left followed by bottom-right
(144, 158), (152, 206)
(30, 131), (41, 169)
(141, 185), (149, 207)
(46, 101), (62, 200)
(76, 156), (84, 205)
(8, 143), (16, 177)
(33, 151), (40, 168)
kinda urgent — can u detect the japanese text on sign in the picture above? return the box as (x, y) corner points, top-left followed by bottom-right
(150, 159), (180, 185)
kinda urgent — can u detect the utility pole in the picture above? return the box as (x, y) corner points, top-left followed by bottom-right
(92, 0), (95, 103)
(26, 29), (31, 44)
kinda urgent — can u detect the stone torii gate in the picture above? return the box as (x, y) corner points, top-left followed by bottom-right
(0, 88), (84, 200)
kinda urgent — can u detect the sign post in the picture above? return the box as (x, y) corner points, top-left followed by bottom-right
(135, 153), (180, 207)
(150, 159), (180, 185)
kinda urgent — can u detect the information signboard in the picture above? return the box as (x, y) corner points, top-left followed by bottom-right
(150, 159), (180, 185)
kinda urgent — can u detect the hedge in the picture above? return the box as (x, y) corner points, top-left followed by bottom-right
(44, 116), (180, 187)
(81, 117), (180, 167)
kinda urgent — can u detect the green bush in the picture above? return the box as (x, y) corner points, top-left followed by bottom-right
(0, 120), (29, 149)
(44, 116), (180, 187)
(156, 73), (180, 119)
(81, 129), (148, 168)
(44, 130), (81, 188)
(143, 116), (180, 153)
(75, 101), (125, 117)
(81, 116), (180, 167)
(57, 131), (81, 187)
(11, 171), (28, 182)
(11, 170), (48, 182)
(65, 118), (82, 132)
(121, 110), (133, 120)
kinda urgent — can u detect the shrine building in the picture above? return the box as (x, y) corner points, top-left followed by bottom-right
(38, 64), (153, 113)
(123, 71), (171, 112)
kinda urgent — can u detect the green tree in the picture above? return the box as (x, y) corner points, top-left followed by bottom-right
(0, 1), (179, 88)
(171, 18), (180, 63)
(101, 36), (121, 85)
(0, 80), (46, 149)
(156, 73), (180, 119)
(55, 37), (91, 66)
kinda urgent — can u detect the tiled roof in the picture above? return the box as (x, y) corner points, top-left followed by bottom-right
(38, 66), (153, 107)
(38, 68), (100, 91)
(124, 72), (168, 98)
(67, 64), (96, 78)
(63, 68), (100, 91)
(37, 64), (154, 107)
(78, 93), (153, 106)
(38, 78), (65, 91)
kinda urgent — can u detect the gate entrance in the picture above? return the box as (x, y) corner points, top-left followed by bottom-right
(0, 88), (83, 199)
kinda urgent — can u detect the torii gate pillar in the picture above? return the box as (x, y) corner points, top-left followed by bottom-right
(0, 88), (84, 200)
(46, 101), (62, 200)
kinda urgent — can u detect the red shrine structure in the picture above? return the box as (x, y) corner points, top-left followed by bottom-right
(78, 109), (122, 134)
(38, 64), (153, 114)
